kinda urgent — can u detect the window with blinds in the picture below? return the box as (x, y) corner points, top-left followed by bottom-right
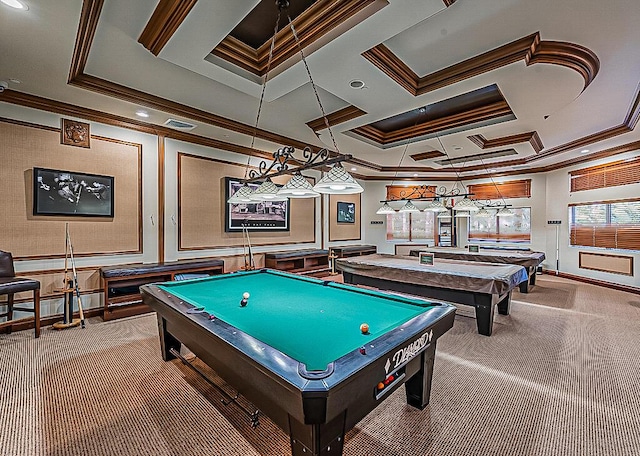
(569, 198), (640, 250)
(569, 157), (640, 192)
(467, 179), (531, 200)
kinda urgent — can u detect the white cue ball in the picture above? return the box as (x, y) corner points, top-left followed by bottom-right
(243, 292), (250, 299)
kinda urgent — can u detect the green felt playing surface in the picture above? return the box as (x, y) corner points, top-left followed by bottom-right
(158, 270), (437, 371)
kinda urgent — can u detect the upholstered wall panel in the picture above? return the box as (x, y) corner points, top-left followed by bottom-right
(579, 251), (633, 276)
(0, 120), (142, 259)
(178, 153), (316, 250)
(329, 193), (361, 242)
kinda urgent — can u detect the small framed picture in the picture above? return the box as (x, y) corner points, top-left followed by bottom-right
(337, 201), (355, 223)
(419, 252), (434, 266)
(468, 245), (480, 253)
(61, 119), (91, 148)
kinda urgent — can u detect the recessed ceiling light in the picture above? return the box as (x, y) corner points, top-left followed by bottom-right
(453, 145), (463, 151)
(135, 110), (149, 118)
(349, 79), (365, 89)
(1, 0), (28, 10)
(580, 149), (590, 154)
(350, 167), (357, 171)
(413, 173), (418, 177)
(8, 78), (21, 84)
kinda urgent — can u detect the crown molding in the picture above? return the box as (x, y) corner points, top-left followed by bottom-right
(467, 131), (543, 154)
(138, 0), (198, 56)
(211, 0), (381, 77)
(306, 105), (367, 132)
(351, 100), (513, 145)
(68, 0), (104, 82)
(410, 150), (445, 161)
(362, 32), (599, 97)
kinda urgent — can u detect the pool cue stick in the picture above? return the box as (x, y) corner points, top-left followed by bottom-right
(241, 224), (249, 270)
(245, 226), (255, 270)
(63, 223), (72, 324)
(66, 228), (85, 328)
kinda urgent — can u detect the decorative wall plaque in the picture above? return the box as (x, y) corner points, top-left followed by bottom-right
(61, 119), (90, 148)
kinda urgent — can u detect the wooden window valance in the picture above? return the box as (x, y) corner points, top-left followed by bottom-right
(467, 179), (531, 200)
(570, 157), (640, 192)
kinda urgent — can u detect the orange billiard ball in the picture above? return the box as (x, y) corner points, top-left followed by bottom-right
(377, 382), (385, 390)
(360, 323), (369, 334)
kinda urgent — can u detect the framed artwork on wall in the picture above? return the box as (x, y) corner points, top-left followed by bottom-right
(224, 177), (290, 232)
(337, 201), (356, 224)
(33, 167), (114, 217)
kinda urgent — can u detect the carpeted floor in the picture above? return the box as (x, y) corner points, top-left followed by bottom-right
(1, 274), (639, 456)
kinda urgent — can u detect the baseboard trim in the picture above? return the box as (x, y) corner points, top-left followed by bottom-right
(542, 270), (640, 295)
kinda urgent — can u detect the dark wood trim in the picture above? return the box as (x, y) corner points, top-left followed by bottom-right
(0, 90), (275, 162)
(467, 131), (543, 154)
(363, 32), (599, 97)
(68, 0), (104, 82)
(543, 270), (640, 295)
(410, 150), (445, 161)
(358, 139), (640, 180)
(158, 135), (166, 263)
(443, 0), (457, 5)
(211, 0), (380, 77)
(138, 0), (198, 56)
(578, 251), (634, 276)
(361, 43), (419, 95)
(351, 100), (513, 145)
(306, 106), (367, 132)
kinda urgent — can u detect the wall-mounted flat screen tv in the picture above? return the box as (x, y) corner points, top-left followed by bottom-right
(33, 167), (114, 217)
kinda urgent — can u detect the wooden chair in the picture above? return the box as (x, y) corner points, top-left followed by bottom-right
(0, 250), (41, 338)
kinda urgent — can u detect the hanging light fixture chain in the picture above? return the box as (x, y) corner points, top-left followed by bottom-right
(286, 13), (340, 155)
(243, 7), (282, 179)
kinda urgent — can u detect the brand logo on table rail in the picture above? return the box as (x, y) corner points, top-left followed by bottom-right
(384, 330), (433, 374)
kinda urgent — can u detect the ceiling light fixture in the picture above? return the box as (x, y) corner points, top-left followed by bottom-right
(399, 200), (420, 213)
(229, 0), (361, 203)
(349, 79), (365, 89)
(135, 110), (149, 118)
(580, 149), (590, 154)
(1, 0), (28, 10)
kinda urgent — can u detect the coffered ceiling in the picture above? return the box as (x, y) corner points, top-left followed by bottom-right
(1, 0), (639, 181)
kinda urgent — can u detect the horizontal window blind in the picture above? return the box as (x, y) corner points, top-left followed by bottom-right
(467, 179), (531, 200)
(569, 198), (640, 250)
(570, 157), (640, 192)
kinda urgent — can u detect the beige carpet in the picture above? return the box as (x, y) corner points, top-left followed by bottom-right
(1, 274), (639, 455)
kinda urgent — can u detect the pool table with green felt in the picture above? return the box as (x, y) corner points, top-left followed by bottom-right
(140, 269), (456, 456)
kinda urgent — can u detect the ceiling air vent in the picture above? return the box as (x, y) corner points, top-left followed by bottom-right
(164, 119), (196, 131)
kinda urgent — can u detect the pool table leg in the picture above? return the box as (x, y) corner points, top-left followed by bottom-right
(157, 315), (181, 361)
(288, 410), (346, 456)
(475, 301), (495, 337)
(405, 342), (437, 409)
